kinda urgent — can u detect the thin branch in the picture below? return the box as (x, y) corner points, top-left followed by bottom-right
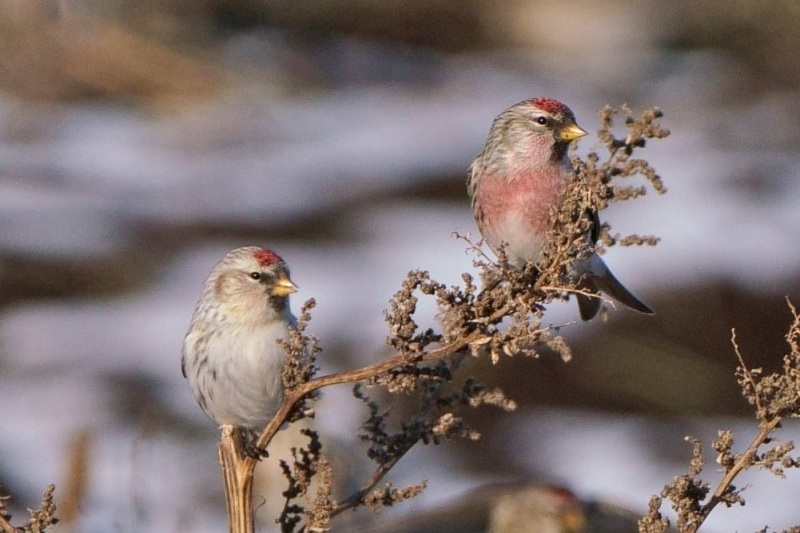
(644, 301), (800, 532)
(329, 442), (415, 517)
(0, 485), (58, 533)
(0, 514), (16, 533)
(686, 417), (782, 533)
(732, 328), (764, 416)
(328, 354), (469, 517)
(251, 328), (486, 463)
(219, 104), (670, 532)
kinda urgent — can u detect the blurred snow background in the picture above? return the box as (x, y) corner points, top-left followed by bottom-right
(1, 1), (799, 531)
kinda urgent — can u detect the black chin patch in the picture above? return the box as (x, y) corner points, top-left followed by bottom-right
(269, 295), (289, 314)
(553, 142), (569, 161)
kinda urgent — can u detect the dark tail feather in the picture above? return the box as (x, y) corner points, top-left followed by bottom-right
(575, 255), (654, 320)
(594, 267), (654, 316)
(576, 278), (602, 321)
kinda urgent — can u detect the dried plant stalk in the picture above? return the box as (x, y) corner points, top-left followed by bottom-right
(219, 105), (669, 532)
(640, 299), (800, 532)
(0, 485), (58, 533)
(219, 428), (255, 533)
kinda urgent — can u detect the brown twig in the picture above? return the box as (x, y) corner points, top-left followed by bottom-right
(0, 485), (58, 533)
(329, 352), (471, 518)
(218, 105), (669, 532)
(253, 327), (485, 462)
(219, 328), (485, 533)
(329, 440), (415, 517)
(642, 300), (800, 532)
(684, 417), (782, 533)
(0, 513), (16, 533)
(732, 329), (764, 416)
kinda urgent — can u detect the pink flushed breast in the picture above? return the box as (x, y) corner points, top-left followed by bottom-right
(474, 167), (566, 263)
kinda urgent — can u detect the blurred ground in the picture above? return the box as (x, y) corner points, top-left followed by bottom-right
(1, 1), (799, 532)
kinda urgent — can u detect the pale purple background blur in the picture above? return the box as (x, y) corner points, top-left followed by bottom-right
(1, 2), (799, 532)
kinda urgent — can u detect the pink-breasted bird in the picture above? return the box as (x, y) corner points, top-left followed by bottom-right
(467, 97), (653, 320)
(181, 246), (299, 429)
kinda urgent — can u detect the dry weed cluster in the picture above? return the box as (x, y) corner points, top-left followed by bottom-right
(640, 301), (800, 533)
(7, 106), (798, 533)
(216, 105), (670, 532)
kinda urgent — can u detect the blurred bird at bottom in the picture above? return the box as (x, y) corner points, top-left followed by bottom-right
(360, 482), (662, 533)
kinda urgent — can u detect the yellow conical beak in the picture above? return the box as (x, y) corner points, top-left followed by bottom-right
(270, 276), (298, 297)
(556, 121), (588, 143)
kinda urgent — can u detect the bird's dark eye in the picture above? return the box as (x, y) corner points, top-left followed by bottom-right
(536, 116), (548, 125)
(249, 272), (261, 280)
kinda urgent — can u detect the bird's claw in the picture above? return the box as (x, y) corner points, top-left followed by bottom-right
(243, 437), (269, 460)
